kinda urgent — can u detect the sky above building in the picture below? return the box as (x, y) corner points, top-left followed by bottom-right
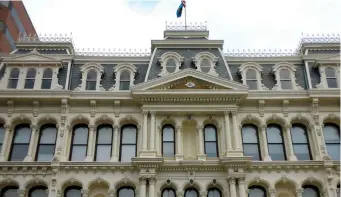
(23, 0), (340, 51)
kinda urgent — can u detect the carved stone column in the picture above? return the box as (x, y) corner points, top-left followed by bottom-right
(111, 125), (119, 161)
(285, 124), (297, 161)
(175, 126), (183, 160)
(224, 111), (232, 153)
(197, 125), (206, 160)
(295, 188), (303, 197)
(24, 124), (38, 161)
(149, 177), (156, 197)
(309, 124), (322, 160)
(238, 177), (246, 197)
(139, 177), (147, 197)
(269, 188), (276, 197)
(231, 111), (241, 150)
(156, 126), (161, 156)
(142, 111), (148, 151)
(0, 125), (12, 161)
(85, 125), (95, 161)
(260, 124), (271, 161)
(228, 177), (237, 197)
(150, 111), (156, 150)
(17, 189), (26, 197)
(81, 189), (89, 197)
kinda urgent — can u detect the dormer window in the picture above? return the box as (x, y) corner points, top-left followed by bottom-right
(325, 67), (338, 88)
(158, 52), (184, 77)
(41, 68), (53, 89)
(315, 64), (340, 89)
(8, 68), (19, 89)
(193, 52), (219, 76)
(238, 62), (268, 90)
(74, 63), (105, 91)
(111, 63), (137, 91)
(24, 68), (36, 89)
(86, 69), (97, 90)
(119, 70), (131, 90)
(272, 62), (303, 90)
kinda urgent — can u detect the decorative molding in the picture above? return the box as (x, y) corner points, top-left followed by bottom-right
(74, 63), (105, 91)
(225, 48), (299, 57)
(258, 100), (265, 117)
(311, 98), (319, 125)
(157, 52), (184, 77)
(282, 100), (289, 117)
(90, 100), (96, 117)
(76, 48), (151, 57)
(271, 62), (304, 90)
(192, 51), (219, 76)
(7, 100), (14, 117)
(238, 62), (268, 90)
(32, 100), (39, 117)
(111, 63), (137, 91)
(165, 21), (207, 31)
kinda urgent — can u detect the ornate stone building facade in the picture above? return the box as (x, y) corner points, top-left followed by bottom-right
(0, 23), (340, 197)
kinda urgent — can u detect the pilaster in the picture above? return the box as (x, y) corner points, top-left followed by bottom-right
(0, 125), (12, 161)
(24, 124), (38, 161)
(110, 125), (119, 162)
(260, 124), (271, 161)
(175, 125), (184, 160)
(196, 125), (206, 161)
(284, 124), (297, 161)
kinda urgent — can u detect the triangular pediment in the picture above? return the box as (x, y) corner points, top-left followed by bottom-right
(132, 69), (248, 91)
(4, 50), (62, 64)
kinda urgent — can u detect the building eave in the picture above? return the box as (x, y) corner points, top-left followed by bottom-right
(151, 40), (224, 50)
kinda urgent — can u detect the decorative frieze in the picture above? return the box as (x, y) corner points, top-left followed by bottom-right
(7, 100), (13, 117)
(90, 100), (96, 117)
(282, 100), (289, 117)
(311, 98), (319, 124)
(32, 100), (39, 117)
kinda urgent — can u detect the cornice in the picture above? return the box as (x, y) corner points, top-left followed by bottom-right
(247, 91), (309, 100)
(164, 30), (209, 38)
(0, 90), (71, 99)
(141, 104), (239, 112)
(73, 56), (151, 64)
(151, 39), (224, 50)
(70, 91), (133, 100)
(246, 161), (325, 172)
(308, 89), (341, 98)
(225, 56), (303, 64)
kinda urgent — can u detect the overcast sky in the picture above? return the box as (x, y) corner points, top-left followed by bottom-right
(23, 0), (340, 51)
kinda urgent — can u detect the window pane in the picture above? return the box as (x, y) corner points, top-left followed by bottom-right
(8, 79), (18, 89)
(118, 188), (134, 196)
(30, 188), (48, 197)
(247, 80), (258, 90)
(243, 144), (260, 160)
(325, 67), (335, 77)
(10, 144), (29, 161)
(14, 126), (31, 143)
(41, 79), (52, 89)
(163, 189), (175, 197)
(248, 188), (265, 197)
(71, 146), (87, 161)
(208, 189), (221, 197)
(204, 126), (217, 141)
(246, 69), (257, 79)
(242, 126), (258, 143)
(97, 127), (112, 144)
(303, 187), (319, 197)
(121, 145), (136, 162)
(40, 127), (57, 143)
(10, 68), (19, 78)
(66, 189), (81, 197)
(26, 69), (36, 78)
(326, 144), (340, 160)
(293, 144), (311, 160)
(86, 81), (96, 90)
(201, 59), (211, 73)
(163, 126), (174, 141)
(268, 144), (286, 160)
(163, 142), (175, 157)
(87, 70), (97, 80)
(73, 127), (88, 144)
(122, 127), (136, 144)
(120, 71), (130, 80)
(96, 145), (111, 161)
(37, 144), (55, 161)
(291, 125), (308, 143)
(324, 125), (340, 143)
(120, 81), (130, 90)
(327, 78), (338, 88)
(0, 126), (4, 144)
(266, 126), (283, 143)
(166, 58), (177, 73)
(24, 79), (35, 89)
(185, 189), (198, 197)
(280, 69), (290, 79)
(205, 142), (217, 157)
(281, 80), (292, 89)
(3, 188), (18, 197)
(43, 68), (53, 78)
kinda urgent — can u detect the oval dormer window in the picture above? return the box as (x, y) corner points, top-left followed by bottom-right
(200, 59), (211, 73)
(166, 58), (177, 73)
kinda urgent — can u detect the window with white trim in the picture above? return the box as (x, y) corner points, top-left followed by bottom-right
(119, 70), (131, 90)
(41, 68), (53, 89)
(24, 68), (36, 89)
(238, 62), (268, 90)
(272, 62), (303, 90)
(192, 51), (218, 76)
(158, 52), (184, 77)
(111, 63), (137, 91)
(74, 63), (105, 91)
(7, 68), (20, 89)
(316, 65), (340, 89)
(325, 67), (338, 88)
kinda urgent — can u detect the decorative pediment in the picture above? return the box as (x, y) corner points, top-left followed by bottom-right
(3, 49), (62, 65)
(132, 68), (248, 91)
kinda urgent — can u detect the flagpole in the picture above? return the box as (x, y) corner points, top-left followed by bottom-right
(185, 2), (187, 30)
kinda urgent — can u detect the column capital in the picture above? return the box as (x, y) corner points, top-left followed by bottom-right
(176, 125), (183, 131)
(139, 177), (147, 184)
(30, 124), (38, 131)
(231, 110), (238, 116)
(81, 189), (89, 197)
(260, 124), (267, 130)
(238, 177), (246, 183)
(142, 111), (149, 115)
(113, 125), (119, 130)
(295, 188), (304, 195)
(149, 177), (157, 185)
(89, 125), (96, 131)
(196, 125), (204, 130)
(199, 191), (207, 197)
(227, 177), (236, 184)
(284, 124), (292, 130)
(4, 125), (12, 131)
(150, 111), (156, 115)
(223, 111), (230, 115)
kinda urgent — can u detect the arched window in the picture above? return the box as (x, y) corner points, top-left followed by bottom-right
(41, 68), (53, 89)
(9, 124), (31, 161)
(166, 58), (177, 73)
(291, 124), (311, 160)
(266, 124), (286, 161)
(24, 68), (36, 89)
(207, 188), (221, 197)
(200, 59), (211, 73)
(0, 186), (18, 197)
(246, 69), (258, 90)
(279, 69), (292, 89)
(325, 67), (337, 88)
(36, 124), (57, 161)
(119, 70), (131, 90)
(184, 188), (198, 197)
(248, 186), (266, 197)
(95, 125), (113, 161)
(86, 69), (97, 90)
(8, 68), (20, 89)
(29, 186), (48, 197)
(242, 124), (261, 160)
(120, 125), (137, 162)
(117, 187), (135, 197)
(0, 124), (4, 153)
(302, 186), (320, 197)
(204, 125), (218, 157)
(70, 125), (89, 161)
(162, 125), (175, 157)
(64, 186), (82, 197)
(162, 188), (176, 197)
(323, 123), (340, 160)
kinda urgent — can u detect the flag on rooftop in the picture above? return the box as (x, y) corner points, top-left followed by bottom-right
(176, 0), (186, 18)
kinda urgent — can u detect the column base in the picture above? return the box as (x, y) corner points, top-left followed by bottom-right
(24, 155), (33, 162)
(84, 156), (93, 162)
(110, 156), (118, 162)
(225, 150), (243, 157)
(263, 155), (272, 161)
(288, 154), (297, 161)
(197, 154), (206, 161)
(175, 154), (184, 161)
(0, 155), (6, 162)
(139, 150), (158, 158)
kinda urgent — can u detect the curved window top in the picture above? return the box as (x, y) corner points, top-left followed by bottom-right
(239, 62), (267, 90)
(65, 186), (82, 197)
(184, 188), (198, 197)
(112, 63), (137, 91)
(325, 67), (336, 77)
(117, 186), (135, 197)
(162, 188), (176, 197)
(248, 186), (266, 197)
(323, 123), (340, 160)
(207, 188), (221, 197)
(26, 68), (36, 78)
(302, 185), (320, 197)
(0, 186), (18, 197)
(87, 69), (97, 80)
(75, 63), (104, 91)
(10, 68), (20, 78)
(193, 51), (218, 76)
(158, 52), (184, 77)
(325, 67), (338, 88)
(29, 186), (48, 197)
(272, 62), (303, 90)
(43, 68), (53, 78)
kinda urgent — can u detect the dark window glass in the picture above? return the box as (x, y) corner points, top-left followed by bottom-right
(65, 187), (82, 197)
(29, 186), (48, 197)
(8, 68), (20, 89)
(246, 69), (258, 90)
(36, 125), (57, 161)
(279, 69), (292, 89)
(41, 68), (53, 89)
(184, 188), (198, 197)
(302, 186), (320, 197)
(162, 125), (175, 157)
(9, 124), (31, 161)
(119, 70), (131, 90)
(204, 125), (218, 157)
(200, 59), (211, 73)
(242, 124), (261, 160)
(0, 125), (4, 153)
(166, 58), (177, 73)
(0, 186), (18, 197)
(24, 68), (36, 89)
(325, 67), (338, 88)
(323, 123), (340, 160)
(337, 184), (340, 197)
(95, 125), (113, 161)
(120, 125), (137, 162)
(208, 188), (221, 197)
(291, 124), (311, 160)
(117, 187), (135, 197)
(248, 186), (266, 197)
(70, 125), (88, 161)
(266, 124), (286, 161)
(86, 70), (97, 90)
(162, 188), (176, 197)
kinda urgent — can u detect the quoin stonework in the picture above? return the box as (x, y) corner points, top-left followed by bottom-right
(0, 22), (340, 197)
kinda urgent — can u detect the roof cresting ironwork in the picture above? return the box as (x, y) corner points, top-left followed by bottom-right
(17, 32), (73, 43)
(165, 21), (207, 31)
